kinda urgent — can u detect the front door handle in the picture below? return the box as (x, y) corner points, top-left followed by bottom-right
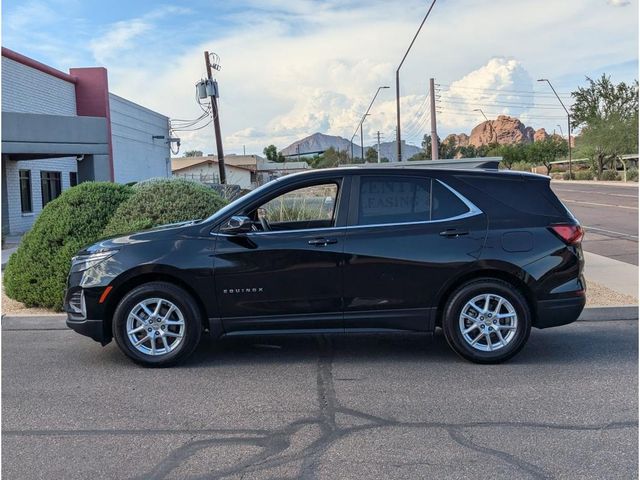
(308, 238), (338, 246)
(439, 228), (469, 237)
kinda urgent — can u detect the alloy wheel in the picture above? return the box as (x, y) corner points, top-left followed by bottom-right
(126, 298), (186, 356)
(458, 293), (518, 352)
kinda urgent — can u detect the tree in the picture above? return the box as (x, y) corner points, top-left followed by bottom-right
(494, 144), (527, 170)
(183, 150), (203, 157)
(526, 138), (568, 175)
(307, 147), (349, 169)
(365, 147), (378, 163)
(571, 75), (639, 178)
(263, 144), (285, 163)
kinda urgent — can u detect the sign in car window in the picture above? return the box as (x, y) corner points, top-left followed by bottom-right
(358, 177), (430, 225)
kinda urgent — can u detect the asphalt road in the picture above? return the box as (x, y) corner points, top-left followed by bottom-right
(551, 182), (638, 265)
(2, 317), (637, 479)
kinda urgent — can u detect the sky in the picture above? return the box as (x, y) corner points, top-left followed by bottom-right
(3, 0), (638, 155)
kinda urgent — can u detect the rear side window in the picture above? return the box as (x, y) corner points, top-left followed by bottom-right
(356, 176), (470, 226)
(358, 177), (430, 225)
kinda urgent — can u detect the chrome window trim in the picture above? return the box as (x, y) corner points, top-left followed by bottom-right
(214, 178), (482, 237)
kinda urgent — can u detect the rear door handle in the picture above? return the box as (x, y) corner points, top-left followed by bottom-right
(308, 238), (338, 246)
(439, 228), (469, 237)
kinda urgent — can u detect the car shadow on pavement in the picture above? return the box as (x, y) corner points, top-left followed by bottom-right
(123, 321), (637, 369)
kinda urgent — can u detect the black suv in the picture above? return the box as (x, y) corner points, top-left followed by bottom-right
(65, 167), (585, 366)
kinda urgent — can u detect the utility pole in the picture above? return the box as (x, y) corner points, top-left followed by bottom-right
(376, 131), (382, 163)
(360, 122), (365, 161)
(204, 51), (226, 184)
(296, 144), (301, 162)
(429, 78), (438, 160)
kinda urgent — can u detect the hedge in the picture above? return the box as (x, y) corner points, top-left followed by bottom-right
(102, 178), (228, 237)
(4, 182), (132, 310)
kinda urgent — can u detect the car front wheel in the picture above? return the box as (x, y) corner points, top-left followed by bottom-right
(113, 282), (202, 367)
(442, 279), (531, 364)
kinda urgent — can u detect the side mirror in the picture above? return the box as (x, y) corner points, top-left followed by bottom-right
(220, 215), (253, 234)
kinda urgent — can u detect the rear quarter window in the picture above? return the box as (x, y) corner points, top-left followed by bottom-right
(455, 175), (562, 217)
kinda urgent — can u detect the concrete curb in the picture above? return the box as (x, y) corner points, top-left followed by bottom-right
(2, 307), (637, 330)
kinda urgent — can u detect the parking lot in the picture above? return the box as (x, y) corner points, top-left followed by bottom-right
(2, 316), (637, 479)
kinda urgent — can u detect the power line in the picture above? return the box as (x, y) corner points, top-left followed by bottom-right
(436, 83), (573, 97)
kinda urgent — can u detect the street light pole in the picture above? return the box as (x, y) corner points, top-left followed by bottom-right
(473, 108), (494, 145)
(556, 124), (563, 138)
(350, 86), (389, 162)
(538, 78), (572, 178)
(395, 0), (437, 162)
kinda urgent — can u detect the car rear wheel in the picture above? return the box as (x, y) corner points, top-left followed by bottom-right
(113, 282), (202, 367)
(442, 279), (531, 364)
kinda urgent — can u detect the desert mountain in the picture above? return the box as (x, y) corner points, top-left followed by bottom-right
(280, 132), (421, 161)
(445, 115), (550, 148)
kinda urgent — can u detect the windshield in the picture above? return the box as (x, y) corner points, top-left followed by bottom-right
(203, 177), (283, 224)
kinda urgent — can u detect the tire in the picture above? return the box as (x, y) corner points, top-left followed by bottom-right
(113, 282), (202, 367)
(442, 278), (531, 364)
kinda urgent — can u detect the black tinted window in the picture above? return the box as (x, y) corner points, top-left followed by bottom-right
(358, 177), (430, 225)
(432, 180), (469, 220)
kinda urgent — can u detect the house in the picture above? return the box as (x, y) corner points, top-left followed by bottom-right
(172, 156), (254, 189)
(1, 47), (171, 235)
(172, 154), (311, 189)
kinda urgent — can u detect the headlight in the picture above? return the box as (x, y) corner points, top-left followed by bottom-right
(70, 250), (118, 273)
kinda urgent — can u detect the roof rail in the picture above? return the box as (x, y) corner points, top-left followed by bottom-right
(339, 157), (501, 170)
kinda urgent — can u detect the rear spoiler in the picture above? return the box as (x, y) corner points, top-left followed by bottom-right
(339, 157), (501, 170)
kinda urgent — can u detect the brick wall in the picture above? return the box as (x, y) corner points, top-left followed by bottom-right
(4, 157), (77, 234)
(109, 93), (170, 183)
(1, 57), (76, 115)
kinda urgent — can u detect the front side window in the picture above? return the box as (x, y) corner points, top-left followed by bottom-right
(254, 183), (339, 231)
(41, 171), (62, 207)
(19, 170), (32, 213)
(356, 176), (471, 226)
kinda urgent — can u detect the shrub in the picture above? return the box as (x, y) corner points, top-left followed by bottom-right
(600, 170), (621, 181)
(4, 182), (132, 310)
(562, 171), (574, 180)
(626, 168), (638, 182)
(510, 161), (533, 172)
(574, 170), (595, 181)
(103, 178), (228, 237)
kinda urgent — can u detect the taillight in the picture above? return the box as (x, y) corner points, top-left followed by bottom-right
(550, 224), (584, 245)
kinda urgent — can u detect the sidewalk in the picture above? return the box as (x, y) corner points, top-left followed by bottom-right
(551, 179), (639, 187)
(1, 234), (22, 268)
(583, 251), (638, 299)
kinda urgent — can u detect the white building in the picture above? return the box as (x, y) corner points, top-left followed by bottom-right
(172, 157), (254, 190)
(1, 47), (171, 235)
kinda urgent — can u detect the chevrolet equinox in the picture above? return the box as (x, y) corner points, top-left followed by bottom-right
(65, 167), (585, 366)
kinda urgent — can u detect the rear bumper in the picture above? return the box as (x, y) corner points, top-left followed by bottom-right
(66, 317), (108, 345)
(534, 294), (586, 329)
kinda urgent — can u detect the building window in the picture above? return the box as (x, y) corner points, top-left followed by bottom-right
(19, 170), (32, 213)
(69, 172), (78, 187)
(41, 171), (62, 207)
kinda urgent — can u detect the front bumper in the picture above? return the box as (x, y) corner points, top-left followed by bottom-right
(534, 294), (586, 329)
(66, 317), (108, 344)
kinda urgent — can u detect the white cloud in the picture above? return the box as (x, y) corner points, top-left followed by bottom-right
(19, 0), (630, 155)
(607, 0), (630, 6)
(437, 57), (536, 131)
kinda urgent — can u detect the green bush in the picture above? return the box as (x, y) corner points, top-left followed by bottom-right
(600, 170), (621, 181)
(4, 182), (132, 310)
(103, 178), (228, 237)
(510, 161), (533, 172)
(574, 170), (595, 181)
(626, 168), (638, 182)
(562, 171), (574, 180)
